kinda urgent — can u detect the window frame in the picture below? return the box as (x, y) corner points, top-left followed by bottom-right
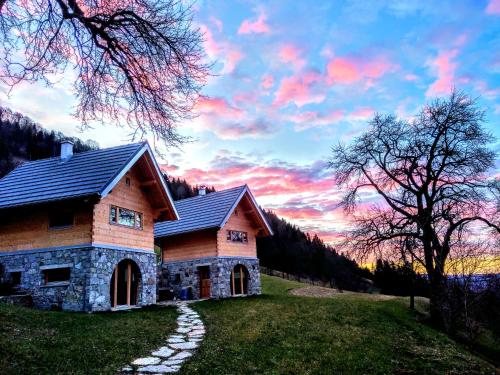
(48, 210), (74, 230)
(42, 267), (71, 286)
(226, 230), (248, 243)
(109, 205), (144, 230)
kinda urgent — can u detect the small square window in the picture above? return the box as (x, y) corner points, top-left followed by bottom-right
(10, 272), (21, 285)
(125, 177), (131, 187)
(43, 268), (70, 285)
(49, 211), (74, 229)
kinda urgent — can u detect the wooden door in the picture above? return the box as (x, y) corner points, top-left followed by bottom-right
(199, 266), (211, 299)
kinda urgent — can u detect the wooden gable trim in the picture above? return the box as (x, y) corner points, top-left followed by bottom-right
(99, 142), (178, 221)
(219, 186), (273, 236)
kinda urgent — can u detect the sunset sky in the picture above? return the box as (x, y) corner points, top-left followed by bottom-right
(1, 0), (499, 244)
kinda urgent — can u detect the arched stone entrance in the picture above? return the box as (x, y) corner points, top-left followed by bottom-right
(110, 259), (141, 307)
(230, 264), (249, 296)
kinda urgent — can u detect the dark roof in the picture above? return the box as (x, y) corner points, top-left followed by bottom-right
(154, 185), (273, 238)
(0, 142), (175, 211)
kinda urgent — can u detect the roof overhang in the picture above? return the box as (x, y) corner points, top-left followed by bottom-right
(99, 142), (179, 221)
(220, 185), (274, 236)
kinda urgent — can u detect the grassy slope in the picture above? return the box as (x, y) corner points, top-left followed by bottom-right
(182, 275), (495, 375)
(0, 304), (177, 375)
(0, 275), (495, 375)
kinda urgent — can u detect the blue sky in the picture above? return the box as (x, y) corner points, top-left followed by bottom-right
(1, 0), (499, 243)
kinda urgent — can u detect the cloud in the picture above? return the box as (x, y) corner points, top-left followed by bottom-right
(287, 110), (345, 131)
(426, 49), (458, 97)
(238, 9), (271, 34)
(326, 56), (397, 85)
(200, 24), (244, 74)
(261, 74), (274, 90)
(278, 43), (306, 70)
(486, 0), (500, 15)
(195, 96), (245, 119)
(273, 70), (325, 107)
(190, 96), (277, 140)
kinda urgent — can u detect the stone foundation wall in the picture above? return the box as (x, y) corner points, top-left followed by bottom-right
(0, 246), (157, 311)
(158, 256), (260, 300)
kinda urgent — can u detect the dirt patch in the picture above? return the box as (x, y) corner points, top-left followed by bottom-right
(290, 286), (398, 301)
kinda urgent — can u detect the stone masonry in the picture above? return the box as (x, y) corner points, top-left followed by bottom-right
(158, 256), (261, 300)
(0, 246), (157, 311)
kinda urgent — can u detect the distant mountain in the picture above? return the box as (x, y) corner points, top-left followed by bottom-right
(0, 106), (99, 178)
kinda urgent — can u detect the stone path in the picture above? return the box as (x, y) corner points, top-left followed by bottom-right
(120, 303), (205, 374)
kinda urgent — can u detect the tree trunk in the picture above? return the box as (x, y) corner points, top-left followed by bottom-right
(428, 273), (452, 332)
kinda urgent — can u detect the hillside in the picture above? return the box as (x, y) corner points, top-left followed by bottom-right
(0, 107), (98, 178)
(0, 275), (494, 374)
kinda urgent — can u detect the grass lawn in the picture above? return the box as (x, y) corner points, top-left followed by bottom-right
(0, 275), (496, 375)
(0, 304), (177, 375)
(181, 275), (496, 375)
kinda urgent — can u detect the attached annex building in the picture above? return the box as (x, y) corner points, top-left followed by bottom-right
(155, 185), (273, 300)
(0, 142), (272, 311)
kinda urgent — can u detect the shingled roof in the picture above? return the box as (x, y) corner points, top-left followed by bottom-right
(154, 185), (273, 238)
(0, 142), (177, 217)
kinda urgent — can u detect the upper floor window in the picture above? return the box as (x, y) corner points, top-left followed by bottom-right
(49, 211), (74, 229)
(226, 230), (248, 243)
(110, 205), (143, 229)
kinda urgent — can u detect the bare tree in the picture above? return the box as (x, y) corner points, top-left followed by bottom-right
(329, 91), (500, 327)
(0, 0), (209, 146)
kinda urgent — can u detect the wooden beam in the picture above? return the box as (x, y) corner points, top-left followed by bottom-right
(240, 265), (244, 295)
(126, 263), (132, 305)
(113, 266), (118, 307)
(231, 270), (235, 296)
(140, 180), (156, 187)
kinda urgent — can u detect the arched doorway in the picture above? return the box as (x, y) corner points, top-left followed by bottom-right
(110, 259), (141, 307)
(230, 264), (249, 296)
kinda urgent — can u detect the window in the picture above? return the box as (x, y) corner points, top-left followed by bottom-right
(49, 211), (74, 229)
(110, 205), (143, 229)
(226, 230), (248, 243)
(43, 268), (70, 285)
(10, 272), (21, 285)
(125, 177), (131, 187)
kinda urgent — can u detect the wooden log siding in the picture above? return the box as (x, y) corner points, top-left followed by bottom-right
(216, 201), (258, 258)
(161, 230), (218, 262)
(162, 200), (259, 261)
(92, 166), (156, 251)
(0, 204), (93, 252)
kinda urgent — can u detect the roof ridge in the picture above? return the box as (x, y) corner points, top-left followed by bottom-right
(17, 142), (144, 167)
(173, 185), (246, 205)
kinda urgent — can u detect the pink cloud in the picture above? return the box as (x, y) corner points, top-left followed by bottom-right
(200, 24), (244, 74)
(426, 49), (458, 97)
(195, 96), (245, 119)
(261, 74), (274, 89)
(279, 43), (306, 70)
(486, 0), (500, 14)
(238, 10), (270, 34)
(275, 206), (324, 220)
(210, 16), (223, 32)
(349, 107), (374, 120)
(404, 73), (418, 81)
(326, 56), (397, 85)
(273, 70), (325, 107)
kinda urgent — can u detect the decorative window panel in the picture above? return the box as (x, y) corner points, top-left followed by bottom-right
(110, 205), (143, 230)
(226, 230), (248, 243)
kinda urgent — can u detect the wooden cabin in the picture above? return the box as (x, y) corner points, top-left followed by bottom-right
(0, 141), (177, 311)
(155, 185), (273, 300)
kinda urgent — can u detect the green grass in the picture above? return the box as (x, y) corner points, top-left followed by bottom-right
(181, 275), (495, 375)
(0, 275), (496, 374)
(0, 304), (177, 375)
